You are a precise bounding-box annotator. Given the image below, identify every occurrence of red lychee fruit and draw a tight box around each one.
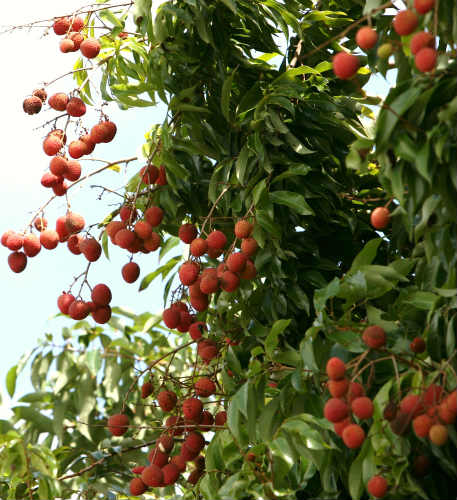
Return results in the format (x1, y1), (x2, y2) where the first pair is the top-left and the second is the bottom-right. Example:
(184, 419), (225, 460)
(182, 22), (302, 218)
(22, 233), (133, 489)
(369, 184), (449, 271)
(157, 434), (174, 454)
(33, 217), (47, 231)
(40, 229), (59, 250)
(6, 233), (23, 251)
(190, 295), (209, 312)
(429, 424), (448, 446)
(132, 465), (146, 474)
(370, 207), (390, 229)
(64, 160), (82, 181)
(165, 415), (185, 436)
(334, 417), (351, 437)
(400, 393), (424, 418)
(80, 38), (101, 58)
(185, 431), (205, 453)
(139, 164), (159, 184)
(134, 220), (153, 240)
(349, 383), (366, 404)
(423, 384), (443, 407)
(149, 447), (169, 467)
(199, 344), (218, 363)
(8, 252), (27, 273)
(170, 455), (187, 472)
(57, 293), (75, 315)
(176, 311), (193, 333)
(90, 121), (117, 143)
(351, 397), (374, 420)
(410, 337), (426, 353)
(342, 423), (365, 448)
(190, 237), (207, 257)
(129, 477), (147, 496)
(80, 238), (102, 262)
(41, 172), (60, 188)
(23, 234), (41, 257)
(141, 381), (153, 399)
(188, 469), (203, 484)
(179, 261), (200, 285)
(356, 27), (378, 50)
(206, 230), (227, 250)
(144, 206), (163, 227)
(180, 443), (199, 461)
(56, 216), (70, 242)
(49, 156), (68, 176)
(326, 357), (346, 380)
(194, 455), (205, 470)
(68, 32), (84, 50)
(328, 378), (349, 398)
(362, 325), (386, 349)
(1, 230), (14, 247)
(200, 274), (219, 294)
(393, 10), (418, 36)
(68, 139), (87, 158)
(156, 164), (167, 185)
(332, 52), (359, 80)
(158, 390), (177, 412)
(79, 134), (95, 154)
(141, 464), (163, 487)
(162, 463), (180, 485)
(324, 398), (349, 423)
(68, 300), (91, 320)
(414, 0), (435, 14)
(235, 220), (253, 239)
(367, 475), (388, 498)
(107, 413), (129, 436)
(144, 233), (161, 251)
(182, 398), (203, 421)
(48, 93), (69, 111)
(207, 247), (223, 259)
(415, 47), (437, 73)
(32, 88), (47, 102)
(53, 17), (70, 35)
(66, 97), (86, 117)
(227, 252), (247, 273)
(241, 237), (258, 256)
(65, 212), (85, 234)
(220, 271), (240, 292)
(23, 96), (42, 114)
(195, 377), (216, 397)
(163, 307), (180, 329)
(91, 284), (112, 306)
(122, 262), (140, 283)
(240, 259), (257, 280)
(199, 410), (214, 432)
(115, 229), (135, 249)
(214, 411), (227, 426)
(59, 38), (75, 53)
(178, 223), (198, 244)
(412, 414), (433, 438)
(52, 180), (69, 197)
(410, 31), (434, 55)
(43, 135), (63, 156)
(69, 15), (85, 31)
(119, 205), (137, 222)
(189, 321), (207, 341)
(92, 305), (111, 324)
(106, 221), (125, 239)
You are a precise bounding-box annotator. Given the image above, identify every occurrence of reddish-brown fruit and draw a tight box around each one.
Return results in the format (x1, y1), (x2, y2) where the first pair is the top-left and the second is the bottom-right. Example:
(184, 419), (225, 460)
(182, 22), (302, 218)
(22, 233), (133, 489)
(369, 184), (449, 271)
(68, 32), (84, 50)
(423, 384), (443, 407)
(80, 38), (101, 58)
(170, 455), (187, 472)
(190, 295), (209, 312)
(199, 345), (218, 362)
(367, 475), (388, 498)
(370, 207), (390, 230)
(49, 156), (68, 176)
(134, 220), (153, 240)
(334, 417), (351, 437)
(48, 93), (69, 111)
(119, 205), (136, 223)
(66, 97), (86, 117)
(362, 325), (386, 349)
(53, 17), (70, 35)
(52, 180), (68, 197)
(326, 357), (346, 380)
(157, 390), (177, 412)
(59, 38), (75, 53)
(179, 261), (200, 286)
(68, 139), (87, 158)
(132, 465), (146, 475)
(182, 398), (203, 421)
(178, 223), (198, 244)
(69, 15), (85, 31)
(165, 416), (185, 436)
(144, 206), (163, 227)
(148, 447), (169, 467)
(200, 274), (219, 294)
(400, 394), (424, 417)
(414, 0), (435, 14)
(23, 96), (42, 114)
(413, 454), (431, 477)
(163, 308), (180, 329)
(55, 216), (70, 242)
(390, 411), (411, 435)
(195, 377), (216, 397)
(139, 164), (159, 184)
(324, 398), (349, 423)
(40, 230), (59, 250)
(157, 435), (174, 454)
(92, 305), (111, 324)
(328, 378), (349, 398)
(114, 229), (135, 249)
(351, 397), (374, 420)
(100, 121), (117, 143)
(415, 47), (437, 73)
(129, 477), (147, 496)
(332, 52), (359, 80)
(207, 247), (223, 259)
(57, 293), (75, 314)
(185, 431), (205, 453)
(194, 455), (205, 471)
(234, 220), (253, 239)
(410, 32), (434, 55)
(393, 10), (418, 36)
(32, 88), (47, 102)
(79, 134), (95, 154)
(91, 284), (112, 306)
(144, 233), (161, 252)
(106, 221), (125, 239)
(220, 271), (240, 292)
(65, 212), (85, 234)
(342, 424), (365, 448)
(176, 311), (193, 333)
(240, 259), (257, 280)
(188, 469), (203, 485)
(107, 413), (129, 436)
(410, 337), (426, 353)
(1, 230), (14, 247)
(23, 234), (41, 257)
(64, 160), (82, 181)
(80, 238), (102, 262)
(241, 237), (258, 256)
(189, 322), (207, 341)
(190, 238), (207, 257)
(412, 414), (433, 438)
(214, 411), (227, 426)
(68, 300), (90, 320)
(438, 399), (456, 424)
(33, 217), (47, 231)
(156, 164), (167, 185)
(227, 252), (248, 273)
(383, 401), (397, 421)
(43, 135), (63, 156)
(41, 172), (60, 188)
(206, 230), (227, 250)
(429, 424), (448, 446)
(141, 381), (153, 399)
(6, 233), (24, 251)
(162, 463), (180, 485)
(355, 27), (378, 50)
(141, 464), (163, 487)
(180, 443), (199, 461)
(199, 410), (214, 432)
(8, 252), (27, 273)
(121, 262), (139, 283)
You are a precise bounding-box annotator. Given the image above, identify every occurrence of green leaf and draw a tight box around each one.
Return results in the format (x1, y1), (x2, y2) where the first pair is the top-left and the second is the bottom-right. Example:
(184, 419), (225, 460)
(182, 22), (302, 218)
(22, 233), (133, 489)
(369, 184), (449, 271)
(314, 278), (340, 313)
(350, 238), (382, 272)
(235, 144), (250, 185)
(6, 365), (17, 397)
(270, 191), (314, 215)
(139, 256), (180, 291)
(221, 69), (237, 122)
(218, 0), (237, 14)
(348, 440), (371, 500)
(265, 319), (291, 358)
(284, 132), (315, 155)
(404, 291), (439, 310)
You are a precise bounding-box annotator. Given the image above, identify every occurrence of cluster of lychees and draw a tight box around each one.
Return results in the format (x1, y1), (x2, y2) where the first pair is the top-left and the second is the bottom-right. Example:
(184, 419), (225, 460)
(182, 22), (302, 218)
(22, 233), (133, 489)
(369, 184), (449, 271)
(333, 0), (438, 80)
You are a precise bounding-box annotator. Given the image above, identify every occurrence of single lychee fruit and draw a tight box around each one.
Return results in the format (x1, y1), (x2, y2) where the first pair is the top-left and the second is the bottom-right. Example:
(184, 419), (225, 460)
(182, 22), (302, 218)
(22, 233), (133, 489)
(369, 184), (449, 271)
(182, 398), (203, 421)
(157, 434), (174, 454)
(8, 252), (27, 273)
(23, 96), (42, 115)
(241, 237), (258, 256)
(52, 180), (68, 197)
(367, 475), (388, 498)
(342, 423), (365, 448)
(50, 156), (68, 176)
(68, 300), (91, 320)
(141, 381), (153, 399)
(362, 325), (386, 349)
(57, 293), (75, 314)
(129, 477), (147, 496)
(43, 135), (63, 156)
(64, 160), (82, 181)
(119, 205), (137, 222)
(48, 93), (69, 111)
(180, 443), (199, 461)
(185, 431), (205, 453)
(162, 463), (180, 485)
(412, 414), (433, 438)
(132, 465), (146, 475)
(134, 220), (153, 240)
(199, 410), (214, 432)
(234, 220), (253, 239)
(206, 230), (227, 249)
(91, 283), (112, 306)
(214, 411), (227, 426)
(141, 464), (163, 487)
(423, 384), (443, 407)
(107, 413), (129, 436)
(65, 212), (85, 234)
(158, 390), (177, 412)
(399, 394), (424, 417)
(56, 216), (70, 242)
(80, 238), (102, 262)
(149, 447), (169, 467)
(200, 274), (219, 294)
(53, 17), (70, 35)
(324, 398), (349, 423)
(144, 233), (161, 251)
(410, 337), (426, 353)
(188, 469), (203, 485)
(23, 234), (41, 257)
(163, 307), (180, 329)
(6, 233), (24, 251)
(80, 38), (101, 58)
(199, 344), (219, 363)
(59, 38), (75, 53)
(189, 321), (207, 340)
(144, 206), (163, 227)
(410, 31), (434, 55)
(221, 271), (240, 292)
(1, 230), (14, 247)
(33, 217), (47, 231)
(176, 311), (193, 333)
(122, 262), (140, 283)
(115, 229), (135, 249)
(69, 15), (85, 31)
(326, 357), (346, 380)
(334, 417), (351, 437)
(40, 229), (59, 250)
(66, 97), (86, 117)
(92, 305), (111, 324)
(194, 455), (205, 470)
(68, 32), (84, 50)
(32, 88), (47, 102)
(370, 207), (390, 229)
(393, 10), (418, 36)
(178, 223), (198, 244)
(179, 261), (200, 285)
(415, 47), (437, 73)
(328, 378), (349, 398)
(195, 377), (216, 397)
(351, 397), (374, 419)
(106, 221), (125, 239)
(227, 252), (247, 273)
(190, 237), (207, 257)
(240, 259), (257, 280)
(428, 423), (448, 446)
(165, 415), (185, 436)
(156, 164), (167, 185)
(332, 52), (359, 80)
(356, 27), (378, 50)
(190, 295), (209, 312)
(414, 0), (435, 14)
(139, 164), (159, 184)
(170, 455), (187, 472)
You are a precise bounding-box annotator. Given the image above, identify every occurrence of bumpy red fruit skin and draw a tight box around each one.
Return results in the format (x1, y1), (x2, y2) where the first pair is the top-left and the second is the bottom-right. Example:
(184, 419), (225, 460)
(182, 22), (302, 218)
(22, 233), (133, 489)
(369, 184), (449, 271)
(328, 378), (349, 398)
(64, 160), (82, 181)
(185, 431), (205, 453)
(144, 206), (163, 227)
(351, 397), (374, 419)
(171, 455), (187, 472)
(101, 121), (117, 143)
(356, 27), (378, 50)
(107, 413), (129, 436)
(149, 447), (169, 467)
(199, 345), (218, 362)
(80, 238), (101, 262)
(214, 411), (227, 426)
(326, 357), (346, 380)
(415, 47), (437, 73)
(6, 233), (24, 251)
(66, 97), (86, 117)
(182, 398), (203, 421)
(200, 274), (219, 294)
(188, 469), (203, 485)
(23, 96), (42, 114)
(189, 321), (207, 340)
(324, 398), (349, 423)
(162, 463), (180, 485)
(40, 230), (59, 250)
(23, 234), (41, 257)
(33, 217), (47, 232)
(221, 271), (240, 292)
(241, 237), (258, 256)
(134, 220), (153, 240)
(60, 39), (75, 53)
(33, 88), (47, 102)
(240, 260), (257, 280)
(410, 337), (426, 353)
(53, 17), (70, 35)
(367, 475), (388, 498)
(140, 164), (159, 184)
(410, 32), (434, 55)
(429, 424), (448, 446)
(342, 424), (365, 448)
(412, 414), (433, 438)
(347, 382), (365, 403)
(414, 0), (435, 14)
(50, 156), (68, 176)
(68, 32), (84, 50)
(121, 262), (140, 283)
(57, 293), (75, 314)
(423, 384), (443, 407)
(92, 305), (111, 324)
(190, 295), (209, 312)
(400, 394), (424, 417)
(141, 464), (163, 487)
(234, 220), (253, 239)
(178, 223), (198, 244)
(227, 252), (248, 273)
(163, 308), (180, 329)
(165, 416), (184, 436)
(157, 434), (174, 453)
(80, 38), (101, 58)
(179, 261), (200, 285)
(48, 93), (69, 111)
(393, 10), (418, 36)
(190, 237), (207, 257)
(52, 180), (68, 197)
(69, 15), (84, 31)
(91, 284), (112, 306)
(68, 141), (85, 159)
(43, 135), (63, 156)
(129, 477), (147, 496)
(1, 230), (14, 247)
(334, 417), (351, 437)
(199, 410), (214, 431)
(332, 52), (359, 80)
(362, 325), (386, 349)
(206, 230), (227, 249)
(144, 233), (161, 251)
(65, 212), (85, 234)
(370, 207), (390, 229)
(141, 381), (153, 399)
(180, 443), (199, 461)
(195, 377), (216, 397)
(158, 390), (177, 412)
(68, 300), (90, 320)
(8, 252), (27, 273)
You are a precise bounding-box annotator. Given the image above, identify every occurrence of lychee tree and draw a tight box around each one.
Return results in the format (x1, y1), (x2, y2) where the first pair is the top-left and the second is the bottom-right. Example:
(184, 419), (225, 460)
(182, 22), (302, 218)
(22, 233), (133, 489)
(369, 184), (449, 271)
(1, 0), (456, 499)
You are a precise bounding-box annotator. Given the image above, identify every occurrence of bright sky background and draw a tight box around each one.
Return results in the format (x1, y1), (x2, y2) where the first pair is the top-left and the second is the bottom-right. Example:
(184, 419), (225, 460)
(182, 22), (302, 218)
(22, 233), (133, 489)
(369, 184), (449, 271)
(0, 1), (395, 419)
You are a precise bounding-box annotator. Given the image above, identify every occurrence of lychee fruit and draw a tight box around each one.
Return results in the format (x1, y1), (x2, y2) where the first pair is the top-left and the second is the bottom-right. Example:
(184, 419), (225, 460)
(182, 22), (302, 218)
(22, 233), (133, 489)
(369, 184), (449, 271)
(362, 325), (386, 349)
(149, 447), (169, 467)
(32, 88), (47, 102)
(66, 97), (86, 117)
(190, 295), (209, 312)
(190, 237), (207, 257)
(393, 10), (418, 36)
(92, 305), (111, 324)
(115, 229), (136, 249)
(40, 229), (59, 250)
(56, 216), (70, 242)
(53, 17), (70, 35)
(157, 434), (174, 453)
(43, 135), (63, 156)
(144, 206), (163, 227)
(342, 423), (365, 448)
(415, 47), (437, 73)
(121, 262), (139, 283)
(52, 180), (68, 197)
(65, 212), (85, 234)
(107, 413), (129, 436)
(59, 38), (75, 53)
(412, 414), (433, 438)
(428, 423), (448, 446)
(334, 417), (351, 437)
(165, 415), (185, 436)
(163, 307), (180, 329)
(414, 0), (435, 14)
(328, 378), (349, 398)
(423, 384), (443, 407)
(220, 271), (240, 292)
(185, 431), (205, 453)
(189, 321), (207, 341)
(6, 233), (24, 251)
(410, 337), (426, 353)
(144, 233), (161, 252)
(356, 27), (378, 50)
(241, 237), (258, 256)
(134, 220), (153, 240)
(182, 398), (203, 421)
(240, 259), (257, 280)
(200, 274), (219, 294)
(206, 230), (227, 249)
(119, 205), (137, 223)
(50, 156), (68, 176)
(157, 164), (167, 185)
(235, 220), (253, 239)
(410, 31), (434, 55)
(91, 283), (112, 306)
(227, 252), (247, 273)
(413, 454), (431, 477)
(33, 217), (47, 231)
(178, 223), (198, 244)
(40, 171), (59, 188)
(48, 93), (69, 111)
(195, 377), (216, 397)
(80, 38), (101, 58)
(69, 15), (85, 31)
(324, 398), (349, 423)
(64, 160), (82, 181)
(214, 411), (227, 426)
(199, 410), (214, 431)
(68, 32), (84, 50)
(129, 477), (147, 496)
(162, 463), (180, 485)
(23, 96), (42, 115)
(326, 357), (346, 380)
(68, 300), (91, 320)
(158, 390), (177, 412)
(140, 164), (159, 184)
(57, 293), (75, 314)
(198, 344), (219, 363)
(8, 252), (27, 273)
(80, 238), (102, 262)
(332, 52), (359, 80)
(367, 475), (388, 498)
(351, 397), (374, 419)
(370, 207), (390, 229)
(170, 455), (187, 472)
(141, 381), (153, 399)
(399, 393), (423, 417)
(23, 234), (41, 257)
(180, 443), (199, 461)
(179, 261), (200, 285)
(141, 464), (163, 487)
(379, 42), (393, 60)
(188, 469), (203, 484)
